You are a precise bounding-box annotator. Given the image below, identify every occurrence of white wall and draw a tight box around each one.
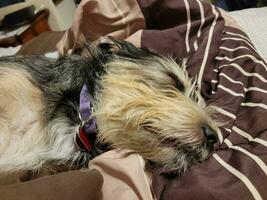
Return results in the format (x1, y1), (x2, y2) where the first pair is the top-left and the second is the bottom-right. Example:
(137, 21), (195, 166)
(31, 0), (76, 31)
(56, 0), (76, 30)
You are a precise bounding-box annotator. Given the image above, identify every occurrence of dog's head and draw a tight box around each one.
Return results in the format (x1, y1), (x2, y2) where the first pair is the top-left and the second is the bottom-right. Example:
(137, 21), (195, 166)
(81, 37), (219, 171)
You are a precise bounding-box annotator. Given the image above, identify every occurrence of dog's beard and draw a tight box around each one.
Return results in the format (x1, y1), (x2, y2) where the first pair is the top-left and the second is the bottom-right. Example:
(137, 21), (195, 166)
(94, 53), (218, 171)
(142, 137), (213, 175)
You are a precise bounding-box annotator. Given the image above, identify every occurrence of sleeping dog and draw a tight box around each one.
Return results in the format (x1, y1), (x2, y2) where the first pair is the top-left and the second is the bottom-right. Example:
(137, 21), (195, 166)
(0, 37), (218, 173)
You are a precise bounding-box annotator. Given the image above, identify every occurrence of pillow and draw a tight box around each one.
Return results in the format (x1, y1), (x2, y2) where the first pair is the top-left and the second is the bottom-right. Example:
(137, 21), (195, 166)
(229, 7), (267, 62)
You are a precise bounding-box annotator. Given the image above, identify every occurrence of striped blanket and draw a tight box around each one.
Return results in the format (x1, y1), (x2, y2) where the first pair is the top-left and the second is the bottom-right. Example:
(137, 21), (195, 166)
(57, 0), (267, 199)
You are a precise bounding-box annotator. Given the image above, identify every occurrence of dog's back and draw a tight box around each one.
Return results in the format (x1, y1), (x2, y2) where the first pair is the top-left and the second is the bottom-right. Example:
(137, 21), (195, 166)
(0, 55), (93, 173)
(0, 63), (44, 171)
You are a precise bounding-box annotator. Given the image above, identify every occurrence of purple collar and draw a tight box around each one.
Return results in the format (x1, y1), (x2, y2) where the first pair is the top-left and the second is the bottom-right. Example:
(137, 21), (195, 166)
(74, 83), (97, 152)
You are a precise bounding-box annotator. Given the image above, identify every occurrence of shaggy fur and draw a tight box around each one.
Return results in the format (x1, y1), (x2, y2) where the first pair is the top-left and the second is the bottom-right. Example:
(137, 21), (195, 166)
(0, 37), (219, 173)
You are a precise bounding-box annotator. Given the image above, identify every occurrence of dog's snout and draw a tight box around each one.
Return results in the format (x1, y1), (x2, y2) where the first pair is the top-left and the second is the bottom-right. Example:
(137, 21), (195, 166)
(201, 125), (218, 144)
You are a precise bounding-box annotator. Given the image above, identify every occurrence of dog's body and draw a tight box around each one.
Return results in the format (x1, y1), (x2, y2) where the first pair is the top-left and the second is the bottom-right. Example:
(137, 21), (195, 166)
(0, 38), (218, 173)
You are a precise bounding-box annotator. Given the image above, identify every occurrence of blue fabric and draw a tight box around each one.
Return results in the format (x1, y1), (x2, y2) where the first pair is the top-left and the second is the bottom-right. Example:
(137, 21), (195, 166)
(0, 0), (24, 8)
(213, 0), (266, 11)
(214, 0), (229, 10)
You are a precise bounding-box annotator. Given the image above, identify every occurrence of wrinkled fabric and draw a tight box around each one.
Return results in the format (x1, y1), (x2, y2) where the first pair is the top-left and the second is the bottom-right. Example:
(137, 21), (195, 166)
(56, 0), (146, 54)
(89, 149), (154, 200)
(0, 169), (103, 200)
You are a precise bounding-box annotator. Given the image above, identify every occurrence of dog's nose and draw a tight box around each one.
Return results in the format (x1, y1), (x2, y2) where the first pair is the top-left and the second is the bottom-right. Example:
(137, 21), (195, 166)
(202, 125), (218, 144)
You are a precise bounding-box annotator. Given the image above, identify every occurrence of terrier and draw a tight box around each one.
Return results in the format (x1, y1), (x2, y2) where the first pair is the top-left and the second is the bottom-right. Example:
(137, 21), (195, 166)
(0, 37), (218, 173)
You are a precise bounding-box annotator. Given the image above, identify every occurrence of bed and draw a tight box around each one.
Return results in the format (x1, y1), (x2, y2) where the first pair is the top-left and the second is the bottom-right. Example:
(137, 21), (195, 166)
(1, 0), (267, 199)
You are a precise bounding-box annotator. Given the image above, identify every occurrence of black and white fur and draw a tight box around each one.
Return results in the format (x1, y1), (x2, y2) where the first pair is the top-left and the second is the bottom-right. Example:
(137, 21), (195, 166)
(0, 37), (218, 173)
(0, 38), (159, 173)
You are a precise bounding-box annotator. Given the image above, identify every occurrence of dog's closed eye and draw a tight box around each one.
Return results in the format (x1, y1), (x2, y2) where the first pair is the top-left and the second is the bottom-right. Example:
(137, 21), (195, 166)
(167, 72), (185, 92)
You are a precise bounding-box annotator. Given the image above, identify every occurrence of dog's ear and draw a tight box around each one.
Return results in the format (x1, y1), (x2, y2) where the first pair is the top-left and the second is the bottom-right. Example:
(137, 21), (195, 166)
(93, 36), (122, 54)
(76, 37), (122, 57)
(80, 36), (147, 60)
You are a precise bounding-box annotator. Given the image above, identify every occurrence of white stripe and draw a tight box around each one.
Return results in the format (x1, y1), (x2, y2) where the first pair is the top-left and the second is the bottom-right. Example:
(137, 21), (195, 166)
(219, 63), (267, 83)
(211, 80), (218, 83)
(219, 73), (244, 86)
(215, 107), (236, 119)
(110, 0), (129, 37)
(193, 0), (205, 50)
(221, 37), (257, 52)
(193, 40), (198, 51)
(211, 91), (216, 94)
(224, 139), (267, 175)
(244, 87), (267, 94)
(196, 0), (205, 38)
(184, 0), (191, 52)
(213, 154), (263, 200)
(223, 127), (232, 133)
(233, 126), (267, 147)
(213, 69), (218, 73)
(220, 46), (250, 52)
(233, 126), (255, 141)
(218, 73), (267, 94)
(241, 102), (267, 110)
(225, 31), (251, 42)
(254, 138), (267, 147)
(217, 128), (224, 144)
(216, 55), (267, 72)
(217, 114), (267, 147)
(197, 5), (219, 89)
(218, 84), (244, 97)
